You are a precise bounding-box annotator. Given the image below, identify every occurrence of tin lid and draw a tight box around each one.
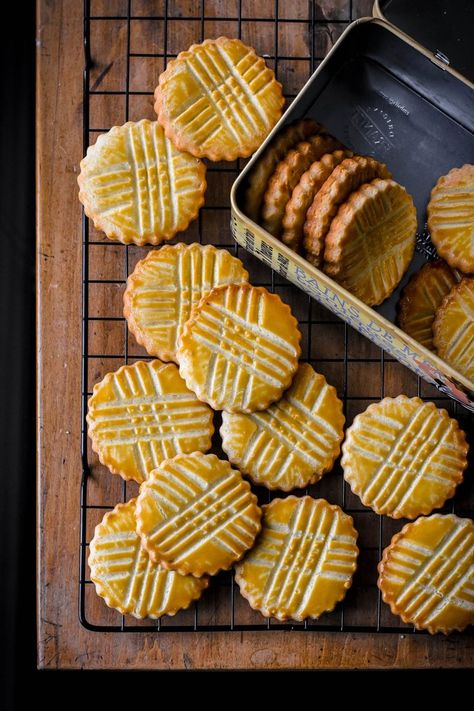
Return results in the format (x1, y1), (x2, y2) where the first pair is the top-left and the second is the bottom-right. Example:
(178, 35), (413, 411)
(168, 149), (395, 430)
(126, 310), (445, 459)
(375, 0), (474, 84)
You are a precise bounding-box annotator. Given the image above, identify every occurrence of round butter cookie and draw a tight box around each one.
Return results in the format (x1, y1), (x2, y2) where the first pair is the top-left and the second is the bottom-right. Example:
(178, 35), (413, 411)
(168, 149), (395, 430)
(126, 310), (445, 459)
(177, 283), (301, 412)
(78, 119), (206, 245)
(136, 452), (262, 577)
(432, 278), (474, 381)
(235, 496), (358, 621)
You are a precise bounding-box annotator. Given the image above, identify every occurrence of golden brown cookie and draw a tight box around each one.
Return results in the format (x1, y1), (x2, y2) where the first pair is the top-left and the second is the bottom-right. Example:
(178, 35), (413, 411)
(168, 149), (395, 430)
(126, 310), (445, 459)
(177, 283), (301, 412)
(220, 363), (344, 491)
(87, 360), (214, 483)
(397, 260), (459, 351)
(432, 278), (474, 381)
(427, 164), (474, 274)
(136, 452), (262, 577)
(260, 134), (342, 236)
(78, 119), (206, 245)
(303, 156), (391, 267)
(124, 243), (248, 363)
(244, 119), (321, 222)
(154, 37), (284, 162)
(324, 179), (417, 305)
(281, 149), (352, 251)
(378, 514), (474, 634)
(235, 496), (358, 621)
(342, 395), (468, 519)
(89, 499), (208, 618)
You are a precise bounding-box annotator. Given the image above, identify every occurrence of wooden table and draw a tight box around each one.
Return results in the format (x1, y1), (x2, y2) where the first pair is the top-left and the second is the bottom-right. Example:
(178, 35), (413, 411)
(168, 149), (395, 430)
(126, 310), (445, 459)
(37, 0), (474, 669)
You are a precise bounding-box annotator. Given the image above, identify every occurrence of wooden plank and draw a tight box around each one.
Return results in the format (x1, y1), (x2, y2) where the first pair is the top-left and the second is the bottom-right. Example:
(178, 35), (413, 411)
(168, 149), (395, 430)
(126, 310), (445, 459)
(37, 0), (474, 669)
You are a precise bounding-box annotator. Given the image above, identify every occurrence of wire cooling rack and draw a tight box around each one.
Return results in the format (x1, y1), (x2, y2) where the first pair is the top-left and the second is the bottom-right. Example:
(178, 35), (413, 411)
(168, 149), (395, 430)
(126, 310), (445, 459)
(79, 0), (474, 633)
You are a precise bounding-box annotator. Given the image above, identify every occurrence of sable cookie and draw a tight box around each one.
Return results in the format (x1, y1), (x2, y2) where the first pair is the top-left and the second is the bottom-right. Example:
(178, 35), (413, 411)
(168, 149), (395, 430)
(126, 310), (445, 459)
(324, 179), (417, 306)
(220, 363), (344, 491)
(177, 283), (301, 412)
(136, 452), (261, 577)
(78, 119), (206, 245)
(154, 37), (284, 162)
(427, 164), (474, 274)
(124, 243), (248, 363)
(342, 395), (468, 519)
(235, 496), (358, 621)
(304, 156), (391, 267)
(244, 119), (321, 222)
(87, 360), (214, 483)
(260, 134), (342, 236)
(432, 278), (474, 381)
(89, 499), (208, 618)
(397, 260), (459, 351)
(378, 514), (474, 634)
(281, 149), (352, 251)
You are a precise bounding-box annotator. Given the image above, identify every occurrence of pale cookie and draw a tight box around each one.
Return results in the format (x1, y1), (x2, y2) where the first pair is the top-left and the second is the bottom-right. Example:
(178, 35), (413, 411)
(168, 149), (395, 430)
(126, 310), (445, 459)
(220, 363), (344, 491)
(124, 243), (248, 363)
(281, 149), (352, 251)
(432, 278), (474, 381)
(324, 179), (417, 305)
(136, 452), (262, 577)
(235, 496), (358, 622)
(78, 119), (206, 245)
(342, 395), (468, 519)
(87, 360), (214, 483)
(177, 283), (301, 412)
(89, 499), (208, 618)
(378, 514), (474, 634)
(427, 164), (474, 274)
(244, 119), (321, 222)
(397, 260), (459, 351)
(303, 156), (391, 267)
(154, 37), (284, 162)
(260, 134), (342, 236)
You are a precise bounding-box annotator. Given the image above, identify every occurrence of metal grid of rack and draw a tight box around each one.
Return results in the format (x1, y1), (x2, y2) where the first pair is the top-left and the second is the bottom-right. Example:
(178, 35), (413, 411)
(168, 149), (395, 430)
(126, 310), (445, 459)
(79, 0), (474, 633)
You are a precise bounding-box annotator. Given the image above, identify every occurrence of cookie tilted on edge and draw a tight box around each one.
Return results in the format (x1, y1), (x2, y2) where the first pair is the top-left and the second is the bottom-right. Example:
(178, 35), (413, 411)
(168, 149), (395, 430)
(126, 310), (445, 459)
(89, 499), (208, 619)
(432, 278), (474, 382)
(235, 496), (358, 621)
(378, 514), (474, 634)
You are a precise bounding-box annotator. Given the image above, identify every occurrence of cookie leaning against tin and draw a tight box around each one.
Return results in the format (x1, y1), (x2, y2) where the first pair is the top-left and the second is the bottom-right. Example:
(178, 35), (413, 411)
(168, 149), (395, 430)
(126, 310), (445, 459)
(177, 283), (301, 412)
(342, 395), (468, 519)
(136, 452), (262, 577)
(78, 119), (206, 245)
(220, 363), (344, 491)
(235, 496), (358, 622)
(154, 37), (284, 162)
(124, 243), (248, 363)
(89, 499), (208, 619)
(432, 278), (474, 381)
(87, 360), (214, 483)
(378, 514), (474, 634)
(324, 179), (417, 306)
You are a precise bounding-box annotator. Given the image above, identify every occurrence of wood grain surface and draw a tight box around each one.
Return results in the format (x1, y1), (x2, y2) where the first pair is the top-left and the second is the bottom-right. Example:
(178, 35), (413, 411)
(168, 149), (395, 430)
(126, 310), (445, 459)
(37, 0), (474, 669)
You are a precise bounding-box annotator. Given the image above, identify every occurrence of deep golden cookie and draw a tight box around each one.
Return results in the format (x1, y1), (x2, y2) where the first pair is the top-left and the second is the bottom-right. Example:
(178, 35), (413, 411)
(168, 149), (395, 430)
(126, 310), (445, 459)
(378, 514), (474, 634)
(87, 360), (214, 483)
(427, 164), (474, 274)
(324, 179), (417, 305)
(432, 278), (474, 381)
(124, 243), (248, 363)
(304, 156), (391, 267)
(154, 37), (284, 162)
(235, 496), (358, 621)
(136, 452), (262, 577)
(89, 499), (208, 618)
(244, 119), (321, 222)
(397, 260), (458, 351)
(342, 396), (468, 519)
(177, 283), (301, 412)
(220, 363), (344, 491)
(78, 119), (206, 245)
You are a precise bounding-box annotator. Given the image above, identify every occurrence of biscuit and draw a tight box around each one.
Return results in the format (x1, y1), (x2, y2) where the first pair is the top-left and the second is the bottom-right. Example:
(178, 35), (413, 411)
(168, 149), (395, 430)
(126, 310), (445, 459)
(432, 278), (474, 381)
